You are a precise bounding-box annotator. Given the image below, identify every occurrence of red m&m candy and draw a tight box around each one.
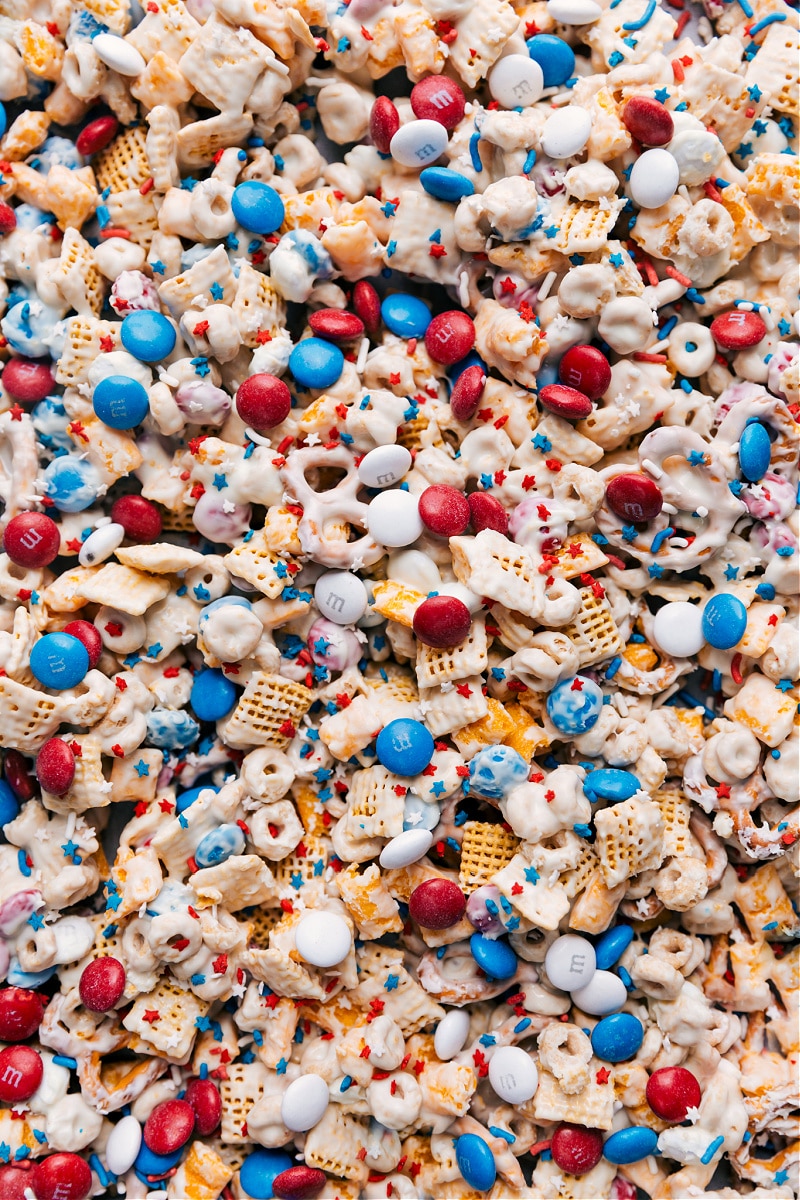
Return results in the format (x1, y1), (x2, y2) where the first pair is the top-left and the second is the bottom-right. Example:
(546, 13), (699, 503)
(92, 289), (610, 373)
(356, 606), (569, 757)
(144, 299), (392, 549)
(605, 473), (663, 523)
(621, 96), (674, 146)
(110, 495), (162, 543)
(539, 383), (593, 420)
(184, 1076), (222, 1136)
(710, 309), (767, 350)
(308, 309), (365, 342)
(2, 358), (55, 404)
(272, 1166), (328, 1199)
(0, 1162), (32, 1200)
(646, 1066), (701, 1122)
(369, 96), (400, 153)
(0, 1044), (43, 1101)
(419, 485), (470, 537)
(424, 311), (475, 365)
(31, 1154), (92, 1200)
(413, 594), (471, 648)
(468, 491), (508, 534)
(63, 620), (103, 669)
(410, 77), (466, 129)
(236, 373), (292, 432)
(0, 988), (45, 1041)
(558, 344), (611, 401)
(3, 750), (35, 801)
(78, 957), (126, 1012)
(76, 115), (119, 156)
(551, 1123), (604, 1175)
(36, 739), (75, 796)
(3, 512), (61, 568)
(409, 878), (466, 929)
(449, 364), (486, 421)
(352, 280), (382, 337)
(0, 202), (17, 236)
(143, 1098), (196, 1155)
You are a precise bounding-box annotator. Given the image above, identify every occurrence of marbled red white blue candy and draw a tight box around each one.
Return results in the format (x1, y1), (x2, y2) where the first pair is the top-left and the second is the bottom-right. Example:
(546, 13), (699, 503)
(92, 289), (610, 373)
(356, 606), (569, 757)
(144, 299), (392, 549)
(546, 675), (604, 735)
(468, 745), (528, 799)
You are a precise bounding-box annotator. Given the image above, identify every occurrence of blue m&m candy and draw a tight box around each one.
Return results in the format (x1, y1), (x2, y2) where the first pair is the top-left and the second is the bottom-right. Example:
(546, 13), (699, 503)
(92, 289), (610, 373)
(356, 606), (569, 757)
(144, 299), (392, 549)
(0, 781), (20, 835)
(527, 34), (575, 87)
(380, 293), (432, 339)
(738, 420), (771, 482)
(92, 375), (150, 429)
(591, 1012), (644, 1062)
(468, 745), (528, 800)
(191, 668), (239, 722)
(594, 924), (634, 970)
(420, 167), (475, 202)
(455, 1134), (497, 1192)
(134, 1142), (184, 1178)
(583, 769), (640, 803)
(195, 822), (246, 869)
(231, 181), (285, 235)
(376, 718), (434, 776)
(547, 675), (604, 735)
(239, 1148), (294, 1199)
(289, 337), (344, 389)
(0, 103), (6, 140)
(470, 933), (517, 979)
(30, 632), (89, 690)
(701, 593), (747, 649)
(176, 783), (219, 814)
(42, 456), (100, 512)
(121, 310), (176, 363)
(603, 1126), (659, 1165)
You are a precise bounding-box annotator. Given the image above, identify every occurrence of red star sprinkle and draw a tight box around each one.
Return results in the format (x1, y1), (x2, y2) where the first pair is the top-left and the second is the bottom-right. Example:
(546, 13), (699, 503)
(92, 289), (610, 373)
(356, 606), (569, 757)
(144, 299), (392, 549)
(500, 277), (517, 294)
(9, 405), (23, 421)
(456, 683), (473, 697)
(596, 1067), (611, 1084)
(158, 799), (174, 813)
(99, 336), (115, 352)
(570, 679), (584, 691)
(429, 244), (447, 258)
(115, 677), (127, 691)
(511, 882), (524, 895)
(142, 1010), (161, 1024)
(212, 954), (228, 974)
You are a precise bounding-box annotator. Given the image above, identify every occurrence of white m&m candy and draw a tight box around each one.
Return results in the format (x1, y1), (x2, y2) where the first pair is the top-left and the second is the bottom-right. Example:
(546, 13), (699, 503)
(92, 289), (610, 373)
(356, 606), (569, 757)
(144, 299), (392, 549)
(389, 121), (448, 168)
(629, 148), (680, 209)
(652, 601), (704, 657)
(571, 969), (628, 1016)
(488, 55), (544, 109)
(105, 1115), (142, 1176)
(434, 1009), (471, 1061)
(78, 522), (125, 567)
(544, 934), (596, 992)
(358, 444), (413, 488)
(379, 828), (434, 869)
(314, 571), (368, 625)
(488, 1046), (539, 1104)
(541, 108), (592, 159)
(281, 1075), (330, 1132)
(91, 33), (146, 75)
(295, 911), (352, 968)
(546, 0), (601, 21)
(367, 490), (424, 547)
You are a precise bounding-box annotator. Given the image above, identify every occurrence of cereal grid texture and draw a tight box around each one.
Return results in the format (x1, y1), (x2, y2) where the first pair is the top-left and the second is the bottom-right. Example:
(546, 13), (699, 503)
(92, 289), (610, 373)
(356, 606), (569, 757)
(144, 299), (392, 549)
(0, 0), (797, 1196)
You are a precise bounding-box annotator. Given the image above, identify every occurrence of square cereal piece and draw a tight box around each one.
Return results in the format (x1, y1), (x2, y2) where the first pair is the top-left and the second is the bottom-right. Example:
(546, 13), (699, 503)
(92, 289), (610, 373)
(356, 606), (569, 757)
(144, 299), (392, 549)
(415, 617), (488, 688)
(127, 0), (200, 62)
(561, 587), (624, 668)
(493, 851), (570, 931)
(555, 199), (625, 255)
(158, 245), (237, 317)
(385, 190), (463, 285)
(304, 1106), (370, 1183)
(734, 863), (800, 943)
(123, 977), (209, 1063)
(594, 795), (665, 887)
(167, 1141), (233, 1200)
(18, 21), (63, 80)
(223, 530), (289, 599)
(0, 675), (66, 753)
(51, 228), (105, 316)
(447, 0), (519, 88)
(77, 564), (170, 615)
(109, 749), (162, 805)
(419, 676), (488, 737)
(93, 126), (151, 193)
(131, 50), (195, 110)
(393, 3), (446, 81)
(220, 1061), (269, 1143)
(178, 14), (274, 116)
(55, 317), (120, 388)
(336, 862), (403, 938)
(559, 844), (600, 900)
(233, 263), (287, 348)
(459, 822), (520, 894)
(744, 19), (799, 115)
(222, 672), (313, 749)
(272, 834), (330, 890)
(723, 672), (796, 746)
(352, 946), (446, 1033)
(585, 0), (676, 69)
(653, 788), (692, 859)
(105, 188), (159, 250)
(370, 579), (426, 627)
(450, 531), (540, 617)
(553, 534), (610, 579)
(346, 766), (406, 840)
(0, 110), (50, 161)
(68, 414), (143, 488)
(450, 697), (515, 758)
(116, 543), (205, 574)
(533, 1063), (616, 1130)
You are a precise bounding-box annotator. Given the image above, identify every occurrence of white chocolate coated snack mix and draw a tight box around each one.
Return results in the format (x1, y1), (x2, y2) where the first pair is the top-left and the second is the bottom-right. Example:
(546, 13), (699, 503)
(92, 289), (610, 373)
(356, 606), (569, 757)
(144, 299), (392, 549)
(0, 0), (797, 1194)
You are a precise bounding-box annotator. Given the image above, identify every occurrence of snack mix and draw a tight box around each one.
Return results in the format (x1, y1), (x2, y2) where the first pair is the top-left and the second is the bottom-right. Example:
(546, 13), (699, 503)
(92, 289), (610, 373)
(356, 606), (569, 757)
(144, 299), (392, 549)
(0, 0), (797, 1193)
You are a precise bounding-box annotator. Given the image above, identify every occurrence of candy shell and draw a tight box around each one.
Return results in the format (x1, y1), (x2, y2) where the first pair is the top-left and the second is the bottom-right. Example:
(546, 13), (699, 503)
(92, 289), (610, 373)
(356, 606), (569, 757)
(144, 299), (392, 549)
(236, 373), (292, 431)
(369, 96), (400, 152)
(606, 473), (663, 522)
(143, 1099), (196, 1155)
(3, 512), (61, 568)
(646, 1066), (702, 1122)
(652, 601), (704, 657)
(420, 167), (475, 202)
(231, 181), (285, 234)
(308, 309), (364, 341)
(455, 1133), (497, 1191)
(434, 1009), (471, 1060)
(239, 1149), (294, 1199)
(526, 34), (575, 87)
(184, 1077), (222, 1136)
(583, 769), (640, 803)
(389, 120), (448, 168)
(487, 54), (543, 109)
(379, 829), (434, 869)
(409, 878), (466, 929)
(381, 294), (432, 338)
(295, 912), (352, 968)
(545, 934), (596, 992)
(410, 77), (465, 129)
(603, 1126), (659, 1164)
(488, 1046), (538, 1103)
(92, 32), (146, 74)
(468, 491), (508, 534)
(424, 311), (475, 365)
(30, 1153), (92, 1200)
(591, 1012), (644, 1062)
(76, 116), (119, 156)
(110, 495), (162, 542)
(105, 1115), (142, 1176)
(418, 485), (471, 537)
(629, 148), (680, 208)
(701, 593), (748, 649)
(30, 633), (89, 691)
(281, 1075), (330, 1132)
(289, 338), (344, 389)
(558, 344), (611, 400)
(413, 595), (471, 648)
(571, 969), (627, 1016)
(469, 933), (517, 979)
(79, 957), (126, 1012)
(271, 1166), (328, 1200)
(622, 96), (674, 146)
(738, 421), (771, 482)
(710, 309), (767, 349)
(2, 358), (55, 403)
(35, 739), (76, 796)
(541, 107), (592, 158)
(376, 718), (434, 776)
(0, 988), (44, 1041)
(357, 445), (412, 489)
(551, 1124), (604, 1175)
(594, 924), (635, 970)
(539, 383), (593, 419)
(0, 1044), (43, 1101)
